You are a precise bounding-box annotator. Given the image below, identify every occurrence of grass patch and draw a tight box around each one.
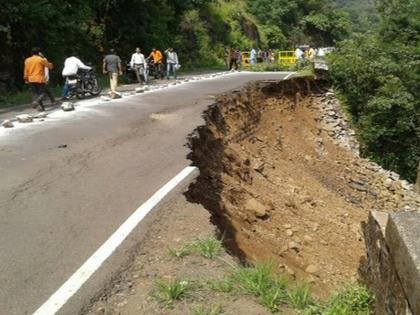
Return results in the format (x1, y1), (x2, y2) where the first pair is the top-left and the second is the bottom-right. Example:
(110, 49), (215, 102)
(287, 284), (314, 310)
(191, 237), (223, 259)
(322, 285), (374, 315)
(192, 303), (224, 315)
(233, 262), (289, 312)
(206, 277), (235, 293)
(168, 244), (191, 259)
(154, 279), (190, 306)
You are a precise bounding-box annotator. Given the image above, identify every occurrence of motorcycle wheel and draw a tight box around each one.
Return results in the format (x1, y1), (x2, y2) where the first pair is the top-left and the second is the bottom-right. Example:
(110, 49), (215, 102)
(90, 79), (102, 96)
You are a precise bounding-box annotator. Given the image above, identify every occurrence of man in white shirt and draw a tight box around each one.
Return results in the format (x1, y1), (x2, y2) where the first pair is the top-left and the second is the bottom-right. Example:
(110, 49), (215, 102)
(164, 48), (179, 80)
(295, 47), (304, 61)
(130, 47), (147, 84)
(62, 54), (91, 99)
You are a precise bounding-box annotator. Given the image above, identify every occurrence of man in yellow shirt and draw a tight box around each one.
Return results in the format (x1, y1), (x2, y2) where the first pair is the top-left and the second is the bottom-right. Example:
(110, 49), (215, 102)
(147, 48), (164, 79)
(23, 47), (54, 111)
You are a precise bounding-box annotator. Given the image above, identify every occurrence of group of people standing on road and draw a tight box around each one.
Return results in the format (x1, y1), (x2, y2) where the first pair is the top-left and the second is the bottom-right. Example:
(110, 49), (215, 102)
(225, 47), (276, 70)
(23, 46), (180, 111)
(294, 46), (317, 62)
(128, 47), (179, 85)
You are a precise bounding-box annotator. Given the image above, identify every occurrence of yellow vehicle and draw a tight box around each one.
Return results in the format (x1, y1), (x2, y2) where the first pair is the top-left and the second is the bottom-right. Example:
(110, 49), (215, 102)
(278, 51), (296, 65)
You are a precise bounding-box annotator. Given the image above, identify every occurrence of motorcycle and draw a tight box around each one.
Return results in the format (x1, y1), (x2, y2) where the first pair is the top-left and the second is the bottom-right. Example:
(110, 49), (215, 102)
(67, 69), (101, 99)
(147, 59), (164, 80)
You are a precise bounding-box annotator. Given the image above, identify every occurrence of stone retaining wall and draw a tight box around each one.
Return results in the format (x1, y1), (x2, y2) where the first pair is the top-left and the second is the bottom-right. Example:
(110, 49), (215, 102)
(362, 211), (420, 315)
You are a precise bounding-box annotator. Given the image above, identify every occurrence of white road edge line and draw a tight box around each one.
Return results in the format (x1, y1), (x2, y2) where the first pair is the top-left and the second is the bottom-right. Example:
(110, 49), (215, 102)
(33, 165), (197, 315)
(283, 72), (296, 80)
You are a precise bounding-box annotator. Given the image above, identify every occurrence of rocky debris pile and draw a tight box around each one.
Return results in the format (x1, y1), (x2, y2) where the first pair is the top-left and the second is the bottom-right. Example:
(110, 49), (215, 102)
(316, 89), (419, 211)
(349, 159), (420, 211)
(316, 90), (359, 155)
(187, 78), (419, 296)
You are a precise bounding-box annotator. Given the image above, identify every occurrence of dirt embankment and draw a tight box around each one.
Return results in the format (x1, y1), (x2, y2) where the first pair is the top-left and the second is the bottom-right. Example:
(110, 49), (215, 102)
(186, 78), (420, 297)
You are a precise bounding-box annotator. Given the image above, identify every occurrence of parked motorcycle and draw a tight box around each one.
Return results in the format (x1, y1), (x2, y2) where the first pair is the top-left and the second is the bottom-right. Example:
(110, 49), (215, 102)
(67, 69), (101, 99)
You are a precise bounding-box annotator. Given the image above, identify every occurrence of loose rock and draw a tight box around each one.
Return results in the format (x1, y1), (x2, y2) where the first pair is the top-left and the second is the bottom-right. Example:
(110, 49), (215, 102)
(16, 114), (33, 123)
(244, 198), (268, 218)
(2, 120), (14, 128)
(61, 102), (75, 111)
(305, 264), (320, 275)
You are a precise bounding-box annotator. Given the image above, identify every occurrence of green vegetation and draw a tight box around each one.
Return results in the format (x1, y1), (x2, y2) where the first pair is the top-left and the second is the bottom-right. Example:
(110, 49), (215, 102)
(287, 284), (314, 310)
(206, 278), (235, 293)
(232, 262), (289, 312)
(190, 237), (223, 259)
(153, 259), (374, 314)
(168, 236), (223, 260)
(192, 304), (224, 315)
(168, 244), (191, 259)
(305, 285), (374, 315)
(248, 0), (351, 47)
(329, 0), (420, 182)
(154, 279), (190, 305)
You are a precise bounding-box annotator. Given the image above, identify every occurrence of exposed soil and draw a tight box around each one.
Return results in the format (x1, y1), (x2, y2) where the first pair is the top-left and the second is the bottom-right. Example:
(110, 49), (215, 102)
(86, 77), (420, 314)
(86, 194), (280, 315)
(186, 78), (420, 297)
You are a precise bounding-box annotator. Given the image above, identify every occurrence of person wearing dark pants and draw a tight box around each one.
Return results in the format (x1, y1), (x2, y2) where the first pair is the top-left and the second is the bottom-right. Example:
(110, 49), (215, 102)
(24, 47), (54, 111)
(164, 48), (179, 80)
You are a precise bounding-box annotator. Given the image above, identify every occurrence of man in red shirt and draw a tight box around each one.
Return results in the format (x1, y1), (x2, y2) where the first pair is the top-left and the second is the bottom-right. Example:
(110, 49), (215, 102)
(23, 47), (54, 111)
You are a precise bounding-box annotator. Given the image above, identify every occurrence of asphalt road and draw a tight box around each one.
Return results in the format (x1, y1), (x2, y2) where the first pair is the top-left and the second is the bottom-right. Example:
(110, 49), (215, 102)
(0, 72), (290, 314)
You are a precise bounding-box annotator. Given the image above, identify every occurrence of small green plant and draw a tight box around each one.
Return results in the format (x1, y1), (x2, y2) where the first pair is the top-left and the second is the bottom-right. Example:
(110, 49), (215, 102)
(206, 277), (235, 293)
(154, 279), (190, 305)
(233, 262), (288, 312)
(193, 303), (224, 315)
(323, 285), (374, 315)
(191, 237), (223, 259)
(287, 284), (314, 309)
(168, 244), (191, 259)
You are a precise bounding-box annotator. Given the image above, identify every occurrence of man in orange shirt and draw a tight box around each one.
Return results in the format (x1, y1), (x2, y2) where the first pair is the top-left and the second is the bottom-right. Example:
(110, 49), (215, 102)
(147, 48), (164, 79)
(23, 47), (54, 111)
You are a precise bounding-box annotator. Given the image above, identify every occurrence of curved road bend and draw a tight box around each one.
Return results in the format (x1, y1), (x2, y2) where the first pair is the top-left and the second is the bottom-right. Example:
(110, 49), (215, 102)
(0, 72), (290, 314)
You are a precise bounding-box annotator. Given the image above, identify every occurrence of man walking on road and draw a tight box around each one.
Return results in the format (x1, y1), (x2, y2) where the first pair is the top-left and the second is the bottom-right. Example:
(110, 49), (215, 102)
(130, 47), (147, 85)
(39, 51), (57, 106)
(103, 49), (122, 98)
(164, 48), (179, 80)
(23, 47), (54, 111)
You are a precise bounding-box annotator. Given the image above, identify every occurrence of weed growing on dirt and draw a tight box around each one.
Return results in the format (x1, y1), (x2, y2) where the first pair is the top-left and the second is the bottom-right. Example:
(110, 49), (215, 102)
(206, 277), (235, 293)
(168, 244), (191, 259)
(287, 284), (314, 309)
(233, 262), (288, 312)
(154, 279), (190, 306)
(191, 237), (223, 259)
(192, 303), (224, 315)
(322, 285), (374, 315)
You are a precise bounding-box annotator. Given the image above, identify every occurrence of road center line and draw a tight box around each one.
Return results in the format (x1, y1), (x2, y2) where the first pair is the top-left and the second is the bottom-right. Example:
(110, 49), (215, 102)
(33, 166), (197, 315)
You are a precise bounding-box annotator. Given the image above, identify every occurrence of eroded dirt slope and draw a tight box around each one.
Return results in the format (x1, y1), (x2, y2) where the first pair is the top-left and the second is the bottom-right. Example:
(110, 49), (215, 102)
(187, 78), (420, 297)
